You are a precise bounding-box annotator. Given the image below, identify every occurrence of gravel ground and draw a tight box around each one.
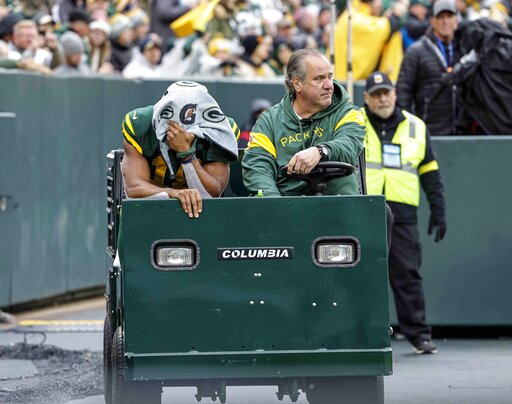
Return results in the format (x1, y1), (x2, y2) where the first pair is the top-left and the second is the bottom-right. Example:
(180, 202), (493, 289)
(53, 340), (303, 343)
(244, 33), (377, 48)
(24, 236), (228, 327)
(0, 343), (103, 404)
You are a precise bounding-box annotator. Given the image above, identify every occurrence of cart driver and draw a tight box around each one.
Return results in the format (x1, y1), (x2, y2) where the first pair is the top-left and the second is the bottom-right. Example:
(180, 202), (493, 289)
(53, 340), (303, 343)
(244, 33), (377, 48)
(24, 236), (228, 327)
(242, 49), (366, 196)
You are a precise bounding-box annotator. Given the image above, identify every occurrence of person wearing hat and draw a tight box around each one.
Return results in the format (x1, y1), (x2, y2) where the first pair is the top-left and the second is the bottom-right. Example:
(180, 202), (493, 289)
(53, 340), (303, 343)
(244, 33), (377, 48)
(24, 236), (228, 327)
(122, 35), (162, 78)
(396, 0), (462, 136)
(236, 34), (276, 78)
(242, 49), (365, 197)
(88, 19), (113, 73)
(54, 30), (93, 75)
(363, 71), (446, 354)
(109, 13), (134, 72)
(401, 0), (431, 50)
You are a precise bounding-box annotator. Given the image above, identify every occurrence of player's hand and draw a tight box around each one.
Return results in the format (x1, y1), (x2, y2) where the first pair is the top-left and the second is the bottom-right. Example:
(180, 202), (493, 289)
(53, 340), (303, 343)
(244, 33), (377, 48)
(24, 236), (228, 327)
(166, 121), (195, 153)
(287, 147), (322, 175)
(169, 188), (202, 218)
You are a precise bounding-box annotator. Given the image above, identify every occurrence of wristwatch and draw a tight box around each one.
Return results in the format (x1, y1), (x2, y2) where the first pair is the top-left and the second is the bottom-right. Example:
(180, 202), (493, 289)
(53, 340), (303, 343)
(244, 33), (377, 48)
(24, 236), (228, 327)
(316, 145), (329, 161)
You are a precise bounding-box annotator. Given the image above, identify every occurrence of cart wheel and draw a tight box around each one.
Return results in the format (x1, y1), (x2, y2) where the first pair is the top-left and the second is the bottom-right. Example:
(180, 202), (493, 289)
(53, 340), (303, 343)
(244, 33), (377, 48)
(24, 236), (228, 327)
(305, 376), (384, 404)
(103, 316), (113, 404)
(111, 326), (162, 404)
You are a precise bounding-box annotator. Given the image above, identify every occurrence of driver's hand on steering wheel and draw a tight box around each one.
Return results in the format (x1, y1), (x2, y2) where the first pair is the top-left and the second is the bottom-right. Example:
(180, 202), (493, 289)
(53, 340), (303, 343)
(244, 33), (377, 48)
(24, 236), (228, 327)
(287, 147), (322, 175)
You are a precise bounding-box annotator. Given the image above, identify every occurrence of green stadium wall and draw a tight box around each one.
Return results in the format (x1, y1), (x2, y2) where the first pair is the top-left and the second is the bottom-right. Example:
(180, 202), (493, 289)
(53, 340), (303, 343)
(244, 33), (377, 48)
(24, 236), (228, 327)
(0, 72), (510, 326)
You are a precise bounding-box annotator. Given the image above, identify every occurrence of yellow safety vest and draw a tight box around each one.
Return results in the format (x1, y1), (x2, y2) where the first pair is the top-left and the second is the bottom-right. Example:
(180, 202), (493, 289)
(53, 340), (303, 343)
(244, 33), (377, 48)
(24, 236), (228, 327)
(363, 109), (426, 207)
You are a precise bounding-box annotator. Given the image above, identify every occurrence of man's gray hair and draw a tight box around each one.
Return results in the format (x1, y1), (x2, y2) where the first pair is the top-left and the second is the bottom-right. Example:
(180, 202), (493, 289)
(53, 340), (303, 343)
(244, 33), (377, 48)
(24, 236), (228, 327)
(285, 49), (330, 98)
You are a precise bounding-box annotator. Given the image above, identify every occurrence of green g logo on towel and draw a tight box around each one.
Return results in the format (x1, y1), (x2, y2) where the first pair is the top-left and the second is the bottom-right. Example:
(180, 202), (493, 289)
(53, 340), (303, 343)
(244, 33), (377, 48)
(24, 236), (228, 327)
(203, 106), (225, 123)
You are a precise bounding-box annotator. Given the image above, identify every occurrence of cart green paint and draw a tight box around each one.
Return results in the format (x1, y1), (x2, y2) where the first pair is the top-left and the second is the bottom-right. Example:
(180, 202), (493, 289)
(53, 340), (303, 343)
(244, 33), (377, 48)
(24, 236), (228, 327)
(105, 151), (391, 404)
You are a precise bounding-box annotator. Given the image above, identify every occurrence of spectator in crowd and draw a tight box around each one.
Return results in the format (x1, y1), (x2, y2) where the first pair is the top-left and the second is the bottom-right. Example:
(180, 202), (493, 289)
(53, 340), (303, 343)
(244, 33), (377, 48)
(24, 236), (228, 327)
(88, 19), (113, 73)
(207, 0), (240, 40)
(238, 98), (272, 148)
(123, 35), (162, 78)
(0, 12), (23, 49)
(121, 81), (238, 217)
(85, 0), (110, 19)
(274, 16), (295, 45)
(269, 37), (293, 75)
(0, 2), (8, 21)
(54, 30), (93, 75)
(401, 0), (431, 50)
(207, 37), (239, 76)
(109, 13), (134, 72)
(314, 4), (331, 51)
(149, 0), (190, 46)
(292, 6), (319, 49)
(461, 0), (511, 26)
(126, 7), (150, 48)
(396, 0), (462, 135)
(237, 34), (276, 78)
(36, 14), (64, 69)
(362, 71), (446, 354)
(52, 0), (86, 25)
(67, 8), (91, 37)
(242, 49), (365, 196)
(6, 19), (57, 68)
(334, 0), (409, 81)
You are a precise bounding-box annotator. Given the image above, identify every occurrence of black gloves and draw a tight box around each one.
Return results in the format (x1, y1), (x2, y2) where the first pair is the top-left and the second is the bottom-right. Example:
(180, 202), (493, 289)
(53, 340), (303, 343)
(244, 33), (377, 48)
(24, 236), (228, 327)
(428, 210), (446, 242)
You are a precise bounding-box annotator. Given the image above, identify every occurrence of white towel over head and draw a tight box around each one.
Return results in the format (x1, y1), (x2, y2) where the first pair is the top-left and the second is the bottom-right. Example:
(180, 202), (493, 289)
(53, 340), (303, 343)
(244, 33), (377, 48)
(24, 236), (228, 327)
(152, 81), (238, 177)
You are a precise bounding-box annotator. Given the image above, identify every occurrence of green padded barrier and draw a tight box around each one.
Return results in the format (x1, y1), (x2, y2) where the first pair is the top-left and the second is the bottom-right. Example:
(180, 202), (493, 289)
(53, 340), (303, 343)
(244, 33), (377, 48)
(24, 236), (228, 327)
(0, 72), (510, 327)
(0, 113), (17, 306)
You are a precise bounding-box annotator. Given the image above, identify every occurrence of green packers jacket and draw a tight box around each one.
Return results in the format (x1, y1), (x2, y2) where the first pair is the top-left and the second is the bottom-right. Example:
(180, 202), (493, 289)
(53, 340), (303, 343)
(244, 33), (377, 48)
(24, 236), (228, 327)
(241, 81), (366, 196)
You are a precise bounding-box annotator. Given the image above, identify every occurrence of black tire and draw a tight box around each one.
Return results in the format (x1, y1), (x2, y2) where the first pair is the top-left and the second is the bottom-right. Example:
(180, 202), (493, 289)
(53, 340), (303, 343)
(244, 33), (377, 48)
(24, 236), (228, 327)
(305, 376), (384, 404)
(111, 326), (162, 404)
(103, 316), (113, 404)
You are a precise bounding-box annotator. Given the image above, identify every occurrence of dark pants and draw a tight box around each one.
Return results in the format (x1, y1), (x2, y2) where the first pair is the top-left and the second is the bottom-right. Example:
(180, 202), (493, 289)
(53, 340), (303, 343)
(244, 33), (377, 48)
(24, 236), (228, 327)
(389, 223), (431, 343)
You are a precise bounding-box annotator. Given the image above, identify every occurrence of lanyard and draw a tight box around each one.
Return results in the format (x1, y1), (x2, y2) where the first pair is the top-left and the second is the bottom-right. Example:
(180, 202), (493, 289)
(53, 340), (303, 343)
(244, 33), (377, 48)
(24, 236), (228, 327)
(436, 38), (454, 68)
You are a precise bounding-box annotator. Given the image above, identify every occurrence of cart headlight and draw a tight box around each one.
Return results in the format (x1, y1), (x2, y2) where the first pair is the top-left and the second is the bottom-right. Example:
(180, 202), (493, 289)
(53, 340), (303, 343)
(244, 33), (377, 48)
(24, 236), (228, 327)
(312, 237), (360, 268)
(151, 240), (199, 271)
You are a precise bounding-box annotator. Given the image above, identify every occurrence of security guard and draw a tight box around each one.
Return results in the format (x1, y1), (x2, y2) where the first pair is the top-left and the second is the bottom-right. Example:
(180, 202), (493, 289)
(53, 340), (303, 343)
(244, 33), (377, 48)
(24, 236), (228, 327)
(363, 72), (447, 354)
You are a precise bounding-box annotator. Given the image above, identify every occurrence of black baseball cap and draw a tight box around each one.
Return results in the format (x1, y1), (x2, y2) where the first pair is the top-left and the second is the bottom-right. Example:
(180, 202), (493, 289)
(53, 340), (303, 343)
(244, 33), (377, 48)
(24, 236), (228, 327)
(365, 71), (394, 94)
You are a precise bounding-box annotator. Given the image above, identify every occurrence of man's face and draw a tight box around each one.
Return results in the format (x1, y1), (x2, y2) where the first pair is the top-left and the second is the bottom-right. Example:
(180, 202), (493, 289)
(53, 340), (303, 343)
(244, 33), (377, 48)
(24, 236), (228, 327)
(295, 55), (334, 113)
(431, 11), (458, 41)
(364, 88), (396, 119)
(67, 53), (82, 67)
(13, 26), (37, 51)
(144, 46), (161, 65)
(370, 0), (384, 16)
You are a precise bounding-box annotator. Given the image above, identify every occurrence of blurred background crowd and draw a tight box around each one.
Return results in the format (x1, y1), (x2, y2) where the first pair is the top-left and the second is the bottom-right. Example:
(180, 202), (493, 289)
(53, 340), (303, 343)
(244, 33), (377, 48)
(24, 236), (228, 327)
(0, 0), (510, 79)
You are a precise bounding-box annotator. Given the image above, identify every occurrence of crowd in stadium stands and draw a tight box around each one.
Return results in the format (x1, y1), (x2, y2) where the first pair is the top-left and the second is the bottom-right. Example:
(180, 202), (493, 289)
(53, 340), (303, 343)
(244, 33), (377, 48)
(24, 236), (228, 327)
(0, 0), (510, 134)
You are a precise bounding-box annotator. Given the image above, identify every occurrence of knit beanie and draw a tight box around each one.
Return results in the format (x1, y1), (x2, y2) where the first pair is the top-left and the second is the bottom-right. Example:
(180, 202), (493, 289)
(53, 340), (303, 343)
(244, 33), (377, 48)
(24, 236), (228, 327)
(109, 13), (132, 39)
(60, 31), (84, 56)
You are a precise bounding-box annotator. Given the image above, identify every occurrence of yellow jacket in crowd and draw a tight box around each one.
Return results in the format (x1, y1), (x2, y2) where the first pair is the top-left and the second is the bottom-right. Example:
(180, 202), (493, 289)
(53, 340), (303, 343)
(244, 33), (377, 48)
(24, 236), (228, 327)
(334, 0), (403, 81)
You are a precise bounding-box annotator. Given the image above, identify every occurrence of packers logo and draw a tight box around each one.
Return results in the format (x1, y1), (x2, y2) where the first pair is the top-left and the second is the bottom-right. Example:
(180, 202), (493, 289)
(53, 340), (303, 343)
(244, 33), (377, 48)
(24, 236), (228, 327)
(180, 104), (197, 125)
(159, 106), (174, 120)
(203, 107), (225, 123)
(176, 81), (200, 87)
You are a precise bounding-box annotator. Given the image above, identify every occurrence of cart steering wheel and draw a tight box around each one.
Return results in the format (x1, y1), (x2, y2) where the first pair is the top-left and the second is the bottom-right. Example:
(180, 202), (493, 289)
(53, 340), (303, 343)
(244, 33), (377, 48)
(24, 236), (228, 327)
(282, 161), (355, 196)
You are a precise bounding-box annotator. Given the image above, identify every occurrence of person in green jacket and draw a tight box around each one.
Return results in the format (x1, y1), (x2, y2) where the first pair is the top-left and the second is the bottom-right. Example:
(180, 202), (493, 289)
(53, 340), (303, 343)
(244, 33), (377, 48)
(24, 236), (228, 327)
(121, 81), (239, 218)
(242, 48), (366, 196)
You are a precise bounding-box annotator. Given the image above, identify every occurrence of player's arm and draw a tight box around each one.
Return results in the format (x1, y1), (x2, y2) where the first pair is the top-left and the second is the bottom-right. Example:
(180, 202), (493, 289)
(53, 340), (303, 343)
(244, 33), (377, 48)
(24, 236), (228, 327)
(166, 121), (229, 197)
(122, 140), (203, 218)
